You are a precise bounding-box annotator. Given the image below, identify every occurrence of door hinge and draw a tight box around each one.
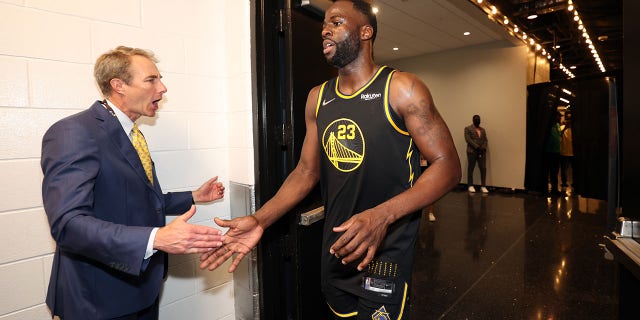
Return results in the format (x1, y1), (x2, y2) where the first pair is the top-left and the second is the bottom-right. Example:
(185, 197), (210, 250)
(277, 9), (289, 33)
(278, 122), (292, 147)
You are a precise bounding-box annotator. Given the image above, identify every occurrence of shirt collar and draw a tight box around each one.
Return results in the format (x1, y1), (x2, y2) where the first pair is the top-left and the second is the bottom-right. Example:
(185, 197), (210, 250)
(105, 98), (135, 138)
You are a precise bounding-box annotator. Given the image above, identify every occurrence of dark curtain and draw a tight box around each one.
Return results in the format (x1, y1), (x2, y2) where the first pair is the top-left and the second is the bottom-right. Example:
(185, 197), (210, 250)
(525, 77), (610, 200)
(524, 83), (557, 193)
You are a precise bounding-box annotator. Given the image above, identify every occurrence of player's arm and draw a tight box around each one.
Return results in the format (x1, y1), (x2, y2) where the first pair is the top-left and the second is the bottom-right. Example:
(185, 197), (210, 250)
(387, 71), (461, 213)
(200, 86), (323, 272)
(252, 85), (323, 228)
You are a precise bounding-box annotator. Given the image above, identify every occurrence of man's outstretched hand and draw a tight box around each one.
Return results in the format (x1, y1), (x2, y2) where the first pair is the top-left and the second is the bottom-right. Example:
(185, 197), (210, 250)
(199, 215), (264, 273)
(154, 205), (225, 254)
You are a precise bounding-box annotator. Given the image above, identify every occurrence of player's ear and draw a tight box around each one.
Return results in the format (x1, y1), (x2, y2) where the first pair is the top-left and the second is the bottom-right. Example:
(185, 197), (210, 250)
(361, 25), (373, 41)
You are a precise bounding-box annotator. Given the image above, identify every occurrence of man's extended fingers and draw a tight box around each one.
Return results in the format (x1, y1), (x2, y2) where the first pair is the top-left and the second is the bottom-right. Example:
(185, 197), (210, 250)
(199, 247), (230, 270)
(332, 218), (353, 233)
(192, 224), (223, 235)
(227, 254), (246, 273)
(356, 247), (376, 271)
(329, 229), (356, 255)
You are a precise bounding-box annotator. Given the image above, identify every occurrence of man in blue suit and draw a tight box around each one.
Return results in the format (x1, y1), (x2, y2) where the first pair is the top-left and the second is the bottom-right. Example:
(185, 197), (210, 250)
(41, 46), (226, 319)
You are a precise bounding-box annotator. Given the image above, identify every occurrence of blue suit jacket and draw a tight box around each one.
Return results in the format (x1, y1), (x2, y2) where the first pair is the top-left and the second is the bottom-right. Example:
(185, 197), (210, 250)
(41, 101), (192, 319)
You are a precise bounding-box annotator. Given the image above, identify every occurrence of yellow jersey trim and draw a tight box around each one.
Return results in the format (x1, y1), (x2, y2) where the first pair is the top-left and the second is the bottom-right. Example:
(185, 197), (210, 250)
(384, 70), (408, 136)
(316, 81), (328, 117)
(334, 66), (388, 99)
(397, 282), (408, 320)
(328, 304), (358, 318)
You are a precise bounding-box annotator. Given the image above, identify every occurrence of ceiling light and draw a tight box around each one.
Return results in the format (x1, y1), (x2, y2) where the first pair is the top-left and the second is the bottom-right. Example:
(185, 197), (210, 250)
(463, 31), (471, 36)
(393, 47), (399, 51)
(569, 66), (576, 69)
(560, 98), (570, 103)
(372, 7), (379, 14)
(469, 0), (603, 78)
(562, 89), (573, 95)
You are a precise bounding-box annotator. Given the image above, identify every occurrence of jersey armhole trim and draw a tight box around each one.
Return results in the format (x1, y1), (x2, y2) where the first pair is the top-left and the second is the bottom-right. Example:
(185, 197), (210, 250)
(384, 70), (409, 136)
(316, 82), (328, 117)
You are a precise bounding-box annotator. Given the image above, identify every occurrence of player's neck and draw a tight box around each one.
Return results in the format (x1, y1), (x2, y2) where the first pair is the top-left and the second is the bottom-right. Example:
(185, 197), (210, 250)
(337, 59), (379, 95)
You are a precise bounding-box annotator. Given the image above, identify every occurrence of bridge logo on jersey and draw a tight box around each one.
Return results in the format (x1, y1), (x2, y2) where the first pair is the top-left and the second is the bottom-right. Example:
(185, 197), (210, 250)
(371, 306), (390, 320)
(322, 118), (365, 172)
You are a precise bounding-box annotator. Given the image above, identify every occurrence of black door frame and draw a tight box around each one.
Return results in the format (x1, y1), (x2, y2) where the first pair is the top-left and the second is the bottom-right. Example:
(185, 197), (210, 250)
(252, 0), (330, 319)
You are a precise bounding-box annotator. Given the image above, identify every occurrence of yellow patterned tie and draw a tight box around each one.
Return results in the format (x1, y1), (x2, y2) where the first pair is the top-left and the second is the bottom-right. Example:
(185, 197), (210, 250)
(131, 124), (153, 184)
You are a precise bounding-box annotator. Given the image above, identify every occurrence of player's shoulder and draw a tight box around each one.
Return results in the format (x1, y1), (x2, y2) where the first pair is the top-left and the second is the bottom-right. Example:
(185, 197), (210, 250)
(389, 70), (428, 90)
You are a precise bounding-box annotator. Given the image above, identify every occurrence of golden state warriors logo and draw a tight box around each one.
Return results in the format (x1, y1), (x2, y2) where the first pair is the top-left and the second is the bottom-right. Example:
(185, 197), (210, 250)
(322, 118), (365, 172)
(371, 306), (390, 320)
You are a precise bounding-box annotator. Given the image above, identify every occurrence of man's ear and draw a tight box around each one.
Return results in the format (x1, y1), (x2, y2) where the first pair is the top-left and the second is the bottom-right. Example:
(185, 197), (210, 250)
(361, 25), (373, 41)
(110, 78), (125, 94)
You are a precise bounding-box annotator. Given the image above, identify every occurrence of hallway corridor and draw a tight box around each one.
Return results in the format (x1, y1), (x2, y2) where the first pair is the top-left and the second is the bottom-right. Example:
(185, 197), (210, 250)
(410, 190), (618, 319)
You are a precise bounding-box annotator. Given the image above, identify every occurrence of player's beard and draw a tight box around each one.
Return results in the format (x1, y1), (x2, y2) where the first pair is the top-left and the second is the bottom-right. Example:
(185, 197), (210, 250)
(327, 31), (361, 68)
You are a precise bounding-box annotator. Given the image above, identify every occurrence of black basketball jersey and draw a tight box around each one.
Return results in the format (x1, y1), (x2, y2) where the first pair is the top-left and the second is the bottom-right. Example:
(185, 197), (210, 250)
(315, 66), (422, 300)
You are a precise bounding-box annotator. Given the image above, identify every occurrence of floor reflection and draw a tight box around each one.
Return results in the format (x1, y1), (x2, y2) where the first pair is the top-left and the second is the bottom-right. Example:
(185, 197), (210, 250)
(410, 190), (617, 319)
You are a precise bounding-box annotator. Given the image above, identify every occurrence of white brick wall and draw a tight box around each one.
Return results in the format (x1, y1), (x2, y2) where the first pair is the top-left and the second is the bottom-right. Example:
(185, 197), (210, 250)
(0, 0), (253, 319)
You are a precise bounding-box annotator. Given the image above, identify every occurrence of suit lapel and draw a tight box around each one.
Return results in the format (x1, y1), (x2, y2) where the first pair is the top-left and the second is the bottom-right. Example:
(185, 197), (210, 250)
(91, 102), (162, 198)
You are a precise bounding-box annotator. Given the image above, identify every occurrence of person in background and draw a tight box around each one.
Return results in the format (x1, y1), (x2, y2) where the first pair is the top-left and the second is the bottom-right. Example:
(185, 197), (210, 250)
(544, 112), (562, 196)
(559, 113), (574, 195)
(464, 114), (489, 193)
(199, 1), (461, 319)
(41, 46), (226, 320)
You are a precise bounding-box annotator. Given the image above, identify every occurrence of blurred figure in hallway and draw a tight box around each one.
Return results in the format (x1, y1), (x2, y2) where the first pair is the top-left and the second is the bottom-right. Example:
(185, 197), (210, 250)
(559, 113), (574, 195)
(544, 112), (562, 196)
(465, 114), (488, 193)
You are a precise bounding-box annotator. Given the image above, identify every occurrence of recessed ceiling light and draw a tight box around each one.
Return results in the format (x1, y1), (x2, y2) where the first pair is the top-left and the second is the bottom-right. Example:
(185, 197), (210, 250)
(527, 14), (538, 19)
(463, 31), (471, 36)
(393, 47), (399, 51)
(569, 66), (576, 69)
(372, 7), (379, 14)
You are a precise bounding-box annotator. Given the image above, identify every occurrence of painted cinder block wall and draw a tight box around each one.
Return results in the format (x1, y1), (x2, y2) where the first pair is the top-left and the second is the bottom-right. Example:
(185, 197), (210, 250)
(0, 0), (254, 319)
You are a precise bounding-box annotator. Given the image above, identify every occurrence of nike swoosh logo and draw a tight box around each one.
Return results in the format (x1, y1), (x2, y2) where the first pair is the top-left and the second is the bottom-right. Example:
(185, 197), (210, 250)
(322, 98), (336, 106)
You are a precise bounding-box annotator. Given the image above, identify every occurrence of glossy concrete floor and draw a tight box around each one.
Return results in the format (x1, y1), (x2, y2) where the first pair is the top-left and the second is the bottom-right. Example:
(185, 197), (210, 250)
(409, 188), (618, 320)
